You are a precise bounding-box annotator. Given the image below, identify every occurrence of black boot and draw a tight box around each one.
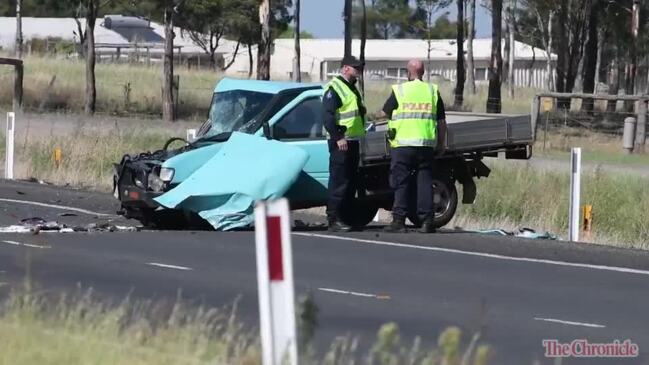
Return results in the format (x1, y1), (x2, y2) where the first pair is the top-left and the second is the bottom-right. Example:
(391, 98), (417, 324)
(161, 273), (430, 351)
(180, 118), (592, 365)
(328, 217), (352, 232)
(419, 217), (437, 233)
(383, 215), (407, 233)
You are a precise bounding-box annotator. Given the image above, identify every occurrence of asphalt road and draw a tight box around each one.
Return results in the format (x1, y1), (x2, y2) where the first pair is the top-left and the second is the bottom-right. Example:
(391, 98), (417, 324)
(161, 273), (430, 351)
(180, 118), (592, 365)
(0, 180), (648, 365)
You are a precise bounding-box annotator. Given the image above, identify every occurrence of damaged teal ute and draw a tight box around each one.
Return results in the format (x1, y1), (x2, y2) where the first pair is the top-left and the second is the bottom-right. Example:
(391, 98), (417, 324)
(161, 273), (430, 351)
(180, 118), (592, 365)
(114, 77), (535, 230)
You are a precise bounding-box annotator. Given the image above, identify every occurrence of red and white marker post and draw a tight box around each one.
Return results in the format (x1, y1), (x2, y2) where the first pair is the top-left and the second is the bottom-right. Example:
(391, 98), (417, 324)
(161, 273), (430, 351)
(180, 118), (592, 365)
(254, 198), (298, 365)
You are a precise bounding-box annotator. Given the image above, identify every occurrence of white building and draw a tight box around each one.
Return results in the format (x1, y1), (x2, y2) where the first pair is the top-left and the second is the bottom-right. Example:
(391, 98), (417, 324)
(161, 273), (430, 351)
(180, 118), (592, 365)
(0, 16), (239, 66)
(0, 17), (554, 88)
(225, 38), (555, 89)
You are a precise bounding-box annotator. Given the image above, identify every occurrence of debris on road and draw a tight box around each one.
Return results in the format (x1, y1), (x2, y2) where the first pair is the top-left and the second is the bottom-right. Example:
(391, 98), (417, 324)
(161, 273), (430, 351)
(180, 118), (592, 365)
(154, 132), (309, 231)
(467, 227), (558, 240)
(0, 219), (141, 234)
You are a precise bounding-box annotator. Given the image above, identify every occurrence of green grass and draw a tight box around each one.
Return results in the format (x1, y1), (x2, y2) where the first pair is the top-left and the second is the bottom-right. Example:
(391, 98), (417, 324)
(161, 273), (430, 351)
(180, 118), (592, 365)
(455, 163), (649, 248)
(0, 289), (492, 365)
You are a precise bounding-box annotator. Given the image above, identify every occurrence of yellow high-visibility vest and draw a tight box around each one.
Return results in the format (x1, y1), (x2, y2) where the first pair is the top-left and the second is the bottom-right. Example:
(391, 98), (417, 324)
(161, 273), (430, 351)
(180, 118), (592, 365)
(388, 80), (438, 148)
(325, 77), (366, 138)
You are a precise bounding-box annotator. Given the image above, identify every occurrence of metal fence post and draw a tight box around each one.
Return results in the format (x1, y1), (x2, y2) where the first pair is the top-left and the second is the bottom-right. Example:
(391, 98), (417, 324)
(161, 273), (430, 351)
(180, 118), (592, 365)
(635, 99), (647, 153)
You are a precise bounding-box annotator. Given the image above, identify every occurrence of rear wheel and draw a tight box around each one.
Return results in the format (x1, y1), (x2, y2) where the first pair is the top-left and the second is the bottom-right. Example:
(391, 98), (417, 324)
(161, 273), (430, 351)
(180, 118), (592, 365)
(407, 178), (458, 229)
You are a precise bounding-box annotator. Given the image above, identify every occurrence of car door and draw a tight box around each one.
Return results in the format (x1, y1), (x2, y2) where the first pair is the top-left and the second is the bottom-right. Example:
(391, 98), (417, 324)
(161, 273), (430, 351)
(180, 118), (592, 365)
(267, 89), (329, 207)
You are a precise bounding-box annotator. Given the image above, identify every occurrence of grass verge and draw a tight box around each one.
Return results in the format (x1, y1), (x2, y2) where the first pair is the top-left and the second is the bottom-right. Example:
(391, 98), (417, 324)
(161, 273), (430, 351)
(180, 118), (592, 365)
(454, 162), (649, 249)
(0, 289), (492, 365)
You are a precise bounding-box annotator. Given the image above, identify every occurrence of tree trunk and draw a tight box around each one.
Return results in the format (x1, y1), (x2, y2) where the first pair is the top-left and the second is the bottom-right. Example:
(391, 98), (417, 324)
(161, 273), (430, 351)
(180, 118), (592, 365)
(257, 0), (271, 80)
(581, 0), (598, 112)
(360, 0), (367, 94)
(248, 43), (253, 78)
(466, 0), (476, 94)
(527, 47), (536, 87)
(85, 0), (97, 115)
(594, 26), (604, 92)
(606, 54), (620, 112)
(293, 0), (301, 82)
(162, 6), (175, 121)
(454, 0), (465, 108)
(507, 0), (515, 98)
(486, 0), (502, 113)
(15, 0), (22, 58)
(625, 0), (640, 111)
(503, 7), (509, 84)
(343, 0), (352, 59)
(555, 5), (567, 95)
(222, 40), (241, 71)
(536, 9), (554, 91)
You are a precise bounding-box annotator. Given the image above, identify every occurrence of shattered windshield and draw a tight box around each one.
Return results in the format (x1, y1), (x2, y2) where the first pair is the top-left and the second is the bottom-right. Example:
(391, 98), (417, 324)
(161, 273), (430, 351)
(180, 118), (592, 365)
(202, 90), (274, 137)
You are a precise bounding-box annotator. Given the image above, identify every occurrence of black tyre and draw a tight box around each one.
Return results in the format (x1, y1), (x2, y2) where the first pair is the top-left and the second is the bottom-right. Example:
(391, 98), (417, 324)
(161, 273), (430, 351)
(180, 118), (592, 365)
(340, 199), (380, 228)
(407, 178), (458, 229)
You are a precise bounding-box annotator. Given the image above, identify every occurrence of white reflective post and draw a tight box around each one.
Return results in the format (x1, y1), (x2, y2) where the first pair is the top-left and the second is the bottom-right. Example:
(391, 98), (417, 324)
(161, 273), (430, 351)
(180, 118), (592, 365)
(5, 112), (15, 179)
(254, 198), (298, 365)
(186, 128), (196, 142)
(569, 147), (581, 242)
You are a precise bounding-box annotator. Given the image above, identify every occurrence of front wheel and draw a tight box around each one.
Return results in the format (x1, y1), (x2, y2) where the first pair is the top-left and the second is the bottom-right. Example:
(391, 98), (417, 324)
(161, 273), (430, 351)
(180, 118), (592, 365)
(407, 178), (458, 229)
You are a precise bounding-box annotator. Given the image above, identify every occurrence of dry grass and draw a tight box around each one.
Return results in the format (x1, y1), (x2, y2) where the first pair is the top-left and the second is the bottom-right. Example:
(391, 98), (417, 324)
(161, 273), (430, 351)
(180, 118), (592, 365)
(453, 162), (649, 249)
(0, 289), (493, 365)
(0, 55), (537, 118)
(0, 55), (221, 119)
(535, 126), (649, 166)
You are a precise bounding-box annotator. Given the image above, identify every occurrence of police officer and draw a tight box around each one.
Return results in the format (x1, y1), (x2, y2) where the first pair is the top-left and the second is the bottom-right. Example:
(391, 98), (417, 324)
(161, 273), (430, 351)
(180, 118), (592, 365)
(322, 56), (367, 232)
(381, 59), (447, 233)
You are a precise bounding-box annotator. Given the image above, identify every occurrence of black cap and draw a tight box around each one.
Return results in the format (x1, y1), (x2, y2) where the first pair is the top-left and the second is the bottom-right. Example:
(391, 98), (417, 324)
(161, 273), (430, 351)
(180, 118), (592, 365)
(341, 56), (364, 70)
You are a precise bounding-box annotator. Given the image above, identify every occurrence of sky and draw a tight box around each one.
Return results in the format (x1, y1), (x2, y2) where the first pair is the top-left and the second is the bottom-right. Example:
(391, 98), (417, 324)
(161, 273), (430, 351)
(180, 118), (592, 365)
(299, 0), (493, 39)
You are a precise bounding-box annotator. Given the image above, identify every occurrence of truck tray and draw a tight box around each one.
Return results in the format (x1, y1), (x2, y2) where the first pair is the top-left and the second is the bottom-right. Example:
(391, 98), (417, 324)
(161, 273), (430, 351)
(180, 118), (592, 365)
(361, 113), (534, 162)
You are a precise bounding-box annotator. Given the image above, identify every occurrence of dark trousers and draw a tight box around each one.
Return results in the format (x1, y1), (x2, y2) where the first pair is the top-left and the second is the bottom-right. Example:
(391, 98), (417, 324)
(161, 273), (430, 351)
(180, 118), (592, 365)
(326, 140), (360, 220)
(390, 147), (435, 220)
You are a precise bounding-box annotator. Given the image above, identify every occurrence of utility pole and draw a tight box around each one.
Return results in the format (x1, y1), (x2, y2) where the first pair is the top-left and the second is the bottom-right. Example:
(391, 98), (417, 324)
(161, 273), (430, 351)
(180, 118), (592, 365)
(15, 0), (23, 59)
(293, 0), (301, 82)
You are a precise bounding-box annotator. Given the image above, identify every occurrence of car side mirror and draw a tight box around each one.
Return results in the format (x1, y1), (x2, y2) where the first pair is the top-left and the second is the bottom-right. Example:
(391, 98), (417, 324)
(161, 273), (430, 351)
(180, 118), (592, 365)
(263, 122), (272, 139)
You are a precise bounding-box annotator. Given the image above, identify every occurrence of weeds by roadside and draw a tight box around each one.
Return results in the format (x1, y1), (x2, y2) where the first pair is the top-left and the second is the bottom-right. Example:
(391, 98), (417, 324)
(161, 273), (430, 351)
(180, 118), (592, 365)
(0, 287), (492, 365)
(454, 162), (649, 249)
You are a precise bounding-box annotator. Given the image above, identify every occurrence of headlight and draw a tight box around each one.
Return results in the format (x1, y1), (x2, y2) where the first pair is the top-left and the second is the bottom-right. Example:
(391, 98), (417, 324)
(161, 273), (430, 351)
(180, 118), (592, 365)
(134, 177), (145, 189)
(160, 167), (175, 182)
(148, 173), (164, 192)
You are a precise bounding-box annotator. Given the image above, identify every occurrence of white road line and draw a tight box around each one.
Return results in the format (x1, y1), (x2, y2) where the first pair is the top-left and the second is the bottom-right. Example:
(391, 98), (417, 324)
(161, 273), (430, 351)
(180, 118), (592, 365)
(294, 232), (649, 277)
(318, 287), (391, 300)
(2, 240), (51, 249)
(0, 198), (113, 217)
(534, 317), (606, 328)
(146, 262), (193, 271)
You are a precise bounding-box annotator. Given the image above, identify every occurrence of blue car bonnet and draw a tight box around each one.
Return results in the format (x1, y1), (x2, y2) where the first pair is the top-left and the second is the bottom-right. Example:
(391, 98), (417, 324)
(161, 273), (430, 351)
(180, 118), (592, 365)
(154, 132), (309, 230)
